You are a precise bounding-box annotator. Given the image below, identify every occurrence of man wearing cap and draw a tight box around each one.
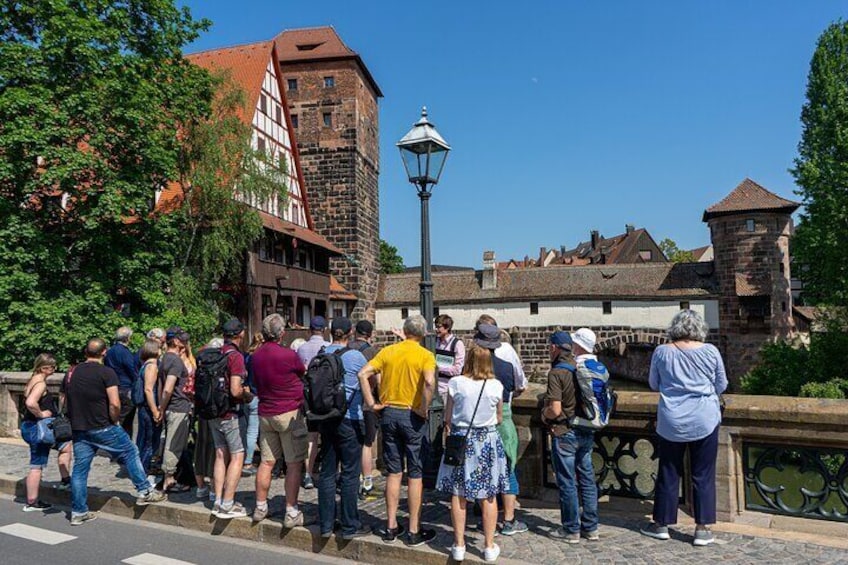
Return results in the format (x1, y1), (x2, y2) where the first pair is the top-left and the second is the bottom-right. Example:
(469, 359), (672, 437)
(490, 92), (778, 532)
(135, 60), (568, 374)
(157, 327), (191, 493)
(473, 323), (529, 536)
(475, 315), (527, 397)
(542, 329), (600, 543)
(349, 320), (379, 499)
(296, 315), (330, 490)
(358, 314), (437, 546)
(209, 318), (253, 519)
(251, 313), (308, 527)
(317, 317), (370, 539)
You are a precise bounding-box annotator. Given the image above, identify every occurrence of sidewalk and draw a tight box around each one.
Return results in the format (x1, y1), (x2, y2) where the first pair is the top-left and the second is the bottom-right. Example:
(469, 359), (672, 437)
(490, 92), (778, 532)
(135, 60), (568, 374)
(0, 439), (844, 564)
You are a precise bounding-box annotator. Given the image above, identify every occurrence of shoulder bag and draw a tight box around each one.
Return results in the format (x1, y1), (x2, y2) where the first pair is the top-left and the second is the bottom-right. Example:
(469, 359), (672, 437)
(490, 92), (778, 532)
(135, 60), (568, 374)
(443, 379), (487, 467)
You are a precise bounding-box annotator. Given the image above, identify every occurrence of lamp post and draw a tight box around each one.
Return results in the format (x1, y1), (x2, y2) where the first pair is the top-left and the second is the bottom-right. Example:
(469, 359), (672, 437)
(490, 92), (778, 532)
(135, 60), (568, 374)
(397, 107), (451, 353)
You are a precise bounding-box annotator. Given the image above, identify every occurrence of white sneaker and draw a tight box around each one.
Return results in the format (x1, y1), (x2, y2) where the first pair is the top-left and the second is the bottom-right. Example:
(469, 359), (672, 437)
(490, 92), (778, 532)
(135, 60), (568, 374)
(483, 544), (500, 562)
(450, 545), (466, 561)
(214, 502), (247, 519)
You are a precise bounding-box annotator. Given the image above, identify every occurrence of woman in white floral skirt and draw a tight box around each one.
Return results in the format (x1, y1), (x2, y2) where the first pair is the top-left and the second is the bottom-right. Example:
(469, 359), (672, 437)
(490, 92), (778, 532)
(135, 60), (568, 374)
(437, 345), (509, 563)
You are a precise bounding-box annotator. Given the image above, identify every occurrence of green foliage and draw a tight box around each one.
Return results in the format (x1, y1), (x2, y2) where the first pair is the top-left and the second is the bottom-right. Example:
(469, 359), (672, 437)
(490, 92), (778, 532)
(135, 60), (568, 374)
(742, 318), (848, 398)
(791, 21), (848, 307)
(379, 239), (406, 274)
(799, 379), (848, 399)
(0, 2), (286, 369)
(658, 238), (696, 263)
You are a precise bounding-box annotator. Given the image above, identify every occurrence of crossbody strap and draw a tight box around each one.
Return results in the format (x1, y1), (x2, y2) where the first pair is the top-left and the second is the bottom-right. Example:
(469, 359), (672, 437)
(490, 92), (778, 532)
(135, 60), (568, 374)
(463, 379), (487, 442)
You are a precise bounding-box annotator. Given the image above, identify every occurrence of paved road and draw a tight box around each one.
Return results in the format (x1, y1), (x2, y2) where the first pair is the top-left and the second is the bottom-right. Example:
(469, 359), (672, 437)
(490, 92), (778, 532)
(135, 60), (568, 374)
(0, 496), (351, 565)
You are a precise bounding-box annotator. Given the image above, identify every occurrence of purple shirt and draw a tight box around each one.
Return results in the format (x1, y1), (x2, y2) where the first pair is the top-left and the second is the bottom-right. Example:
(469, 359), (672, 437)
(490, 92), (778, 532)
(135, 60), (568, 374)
(297, 334), (329, 367)
(252, 341), (306, 417)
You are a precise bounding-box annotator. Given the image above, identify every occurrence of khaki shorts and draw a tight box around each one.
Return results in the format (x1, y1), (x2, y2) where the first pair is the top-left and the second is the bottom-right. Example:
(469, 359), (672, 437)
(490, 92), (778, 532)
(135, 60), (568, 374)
(259, 409), (308, 463)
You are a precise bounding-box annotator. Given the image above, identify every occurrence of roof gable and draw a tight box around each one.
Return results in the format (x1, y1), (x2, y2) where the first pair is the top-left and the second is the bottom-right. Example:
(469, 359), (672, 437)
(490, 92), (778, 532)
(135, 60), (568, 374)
(703, 178), (800, 221)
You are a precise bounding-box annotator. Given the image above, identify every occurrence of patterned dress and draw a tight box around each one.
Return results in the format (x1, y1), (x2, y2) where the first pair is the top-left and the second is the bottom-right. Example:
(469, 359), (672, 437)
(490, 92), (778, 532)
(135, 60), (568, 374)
(436, 426), (509, 500)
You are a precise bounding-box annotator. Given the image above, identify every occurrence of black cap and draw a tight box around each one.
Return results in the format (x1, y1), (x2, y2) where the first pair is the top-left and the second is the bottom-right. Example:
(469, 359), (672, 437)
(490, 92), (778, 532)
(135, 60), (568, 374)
(331, 317), (352, 335)
(165, 326), (183, 340)
(355, 320), (374, 337)
(222, 319), (245, 337)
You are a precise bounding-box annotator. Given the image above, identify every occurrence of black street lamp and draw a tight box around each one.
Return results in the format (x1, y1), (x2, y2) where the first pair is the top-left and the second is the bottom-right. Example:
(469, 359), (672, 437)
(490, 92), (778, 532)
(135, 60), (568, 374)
(397, 107), (451, 353)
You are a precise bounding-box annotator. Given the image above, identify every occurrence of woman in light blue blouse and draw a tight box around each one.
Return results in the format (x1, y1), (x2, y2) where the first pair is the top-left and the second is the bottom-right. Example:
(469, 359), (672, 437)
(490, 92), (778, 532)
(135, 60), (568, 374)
(641, 310), (727, 547)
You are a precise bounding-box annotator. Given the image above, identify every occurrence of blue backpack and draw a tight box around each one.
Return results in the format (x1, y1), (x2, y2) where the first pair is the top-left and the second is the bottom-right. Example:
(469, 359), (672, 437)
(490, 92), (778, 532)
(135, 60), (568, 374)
(555, 358), (617, 430)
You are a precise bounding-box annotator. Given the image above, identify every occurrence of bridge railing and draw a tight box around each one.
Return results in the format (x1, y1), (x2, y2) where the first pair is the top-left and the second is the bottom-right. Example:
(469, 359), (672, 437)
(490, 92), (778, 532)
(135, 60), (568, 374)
(511, 386), (848, 526)
(3, 373), (847, 527)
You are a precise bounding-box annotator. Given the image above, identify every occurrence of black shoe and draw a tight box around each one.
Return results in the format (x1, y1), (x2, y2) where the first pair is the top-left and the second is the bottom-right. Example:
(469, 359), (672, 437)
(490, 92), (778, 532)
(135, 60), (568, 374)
(380, 523), (406, 543)
(406, 527), (436, 547)
(342, 525), (372, 540)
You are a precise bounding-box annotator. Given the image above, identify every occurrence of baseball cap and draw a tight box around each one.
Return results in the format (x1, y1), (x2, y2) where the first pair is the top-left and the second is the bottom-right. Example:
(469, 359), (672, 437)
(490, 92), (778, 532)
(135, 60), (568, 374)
(331, 317), (352, 335)
(355, 320), (374, 337)
(310, 316), (327, 330)
(550, 331), (573, 350)
(473, 323), (501, 350)
(165, 326), (183, 340)
(571, 328), (597, 353)
(222, 319), (244, 337)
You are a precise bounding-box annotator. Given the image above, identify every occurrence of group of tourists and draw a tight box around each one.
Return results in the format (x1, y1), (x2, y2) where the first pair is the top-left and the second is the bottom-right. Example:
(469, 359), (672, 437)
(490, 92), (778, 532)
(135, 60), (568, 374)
(19, 307), (726, 561)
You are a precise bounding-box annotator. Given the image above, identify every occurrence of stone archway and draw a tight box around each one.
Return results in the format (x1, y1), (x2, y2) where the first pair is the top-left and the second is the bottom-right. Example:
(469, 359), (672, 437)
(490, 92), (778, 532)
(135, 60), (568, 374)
(595, 330), (668, 386)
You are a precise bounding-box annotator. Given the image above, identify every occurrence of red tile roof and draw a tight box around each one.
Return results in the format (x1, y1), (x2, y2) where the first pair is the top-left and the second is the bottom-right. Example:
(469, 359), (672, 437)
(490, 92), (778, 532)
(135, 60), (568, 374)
(378, 262), (717, 305)
(703, 178), (799, 221)
(330, 275), (357, 301)
(275, 26), (382, 97)
(735, 273), (770, 297)
(186, 40), (275, 125)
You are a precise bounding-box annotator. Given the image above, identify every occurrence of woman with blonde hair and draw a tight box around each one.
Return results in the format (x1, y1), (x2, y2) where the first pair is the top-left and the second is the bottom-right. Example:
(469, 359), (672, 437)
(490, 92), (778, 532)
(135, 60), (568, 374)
(241, 333), (263, 476)
(437, 345), (509, 562)
(20, 353), (72, 511)
(136, 339), (162, 477)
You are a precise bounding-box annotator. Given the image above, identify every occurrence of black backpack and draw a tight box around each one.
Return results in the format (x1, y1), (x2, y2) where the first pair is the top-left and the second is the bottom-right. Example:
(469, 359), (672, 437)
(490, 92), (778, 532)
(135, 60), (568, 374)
(303, 347), (349, 424)
(194, 348), (237, 419)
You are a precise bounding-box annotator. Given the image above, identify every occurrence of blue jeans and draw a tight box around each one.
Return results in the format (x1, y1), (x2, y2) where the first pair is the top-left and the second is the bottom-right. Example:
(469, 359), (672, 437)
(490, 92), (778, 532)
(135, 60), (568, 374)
(318, 418), (365, 535)
(136, 407), (161, 475)
(242, 396), (260, 465)
(71, 426), (152, 516)
(550, 428), (598, 533)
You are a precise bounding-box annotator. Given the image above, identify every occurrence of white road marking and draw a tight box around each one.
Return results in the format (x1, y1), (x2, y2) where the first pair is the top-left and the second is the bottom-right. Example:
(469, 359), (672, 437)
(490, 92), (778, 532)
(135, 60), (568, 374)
(122, 553), (196, 565)
(0, 522), (77, 545)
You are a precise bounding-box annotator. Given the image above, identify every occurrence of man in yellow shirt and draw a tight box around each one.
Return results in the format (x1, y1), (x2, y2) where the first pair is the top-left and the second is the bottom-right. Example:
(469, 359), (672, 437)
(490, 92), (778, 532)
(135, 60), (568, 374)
(358, 315), (436, 547)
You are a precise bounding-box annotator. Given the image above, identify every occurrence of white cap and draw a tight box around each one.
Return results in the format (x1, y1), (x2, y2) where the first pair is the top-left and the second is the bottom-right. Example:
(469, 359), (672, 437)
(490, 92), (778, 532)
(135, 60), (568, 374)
(572, 328), (596, 353)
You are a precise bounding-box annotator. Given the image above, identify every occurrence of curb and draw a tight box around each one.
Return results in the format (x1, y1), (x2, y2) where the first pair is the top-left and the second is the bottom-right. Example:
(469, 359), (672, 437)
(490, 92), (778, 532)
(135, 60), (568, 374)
(0, 473), (490, 564)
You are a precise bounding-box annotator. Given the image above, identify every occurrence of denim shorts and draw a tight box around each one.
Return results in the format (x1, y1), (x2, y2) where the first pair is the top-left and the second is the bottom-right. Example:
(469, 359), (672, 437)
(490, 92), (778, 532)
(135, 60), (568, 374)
(209, 416), (244, 454)
(20, 421), (68, 469)
(380, 407), (426, 478)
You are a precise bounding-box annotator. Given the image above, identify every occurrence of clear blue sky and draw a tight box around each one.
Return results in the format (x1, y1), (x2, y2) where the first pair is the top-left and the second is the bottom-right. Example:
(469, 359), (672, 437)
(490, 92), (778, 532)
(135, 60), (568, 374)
(180, 1), (846, 268)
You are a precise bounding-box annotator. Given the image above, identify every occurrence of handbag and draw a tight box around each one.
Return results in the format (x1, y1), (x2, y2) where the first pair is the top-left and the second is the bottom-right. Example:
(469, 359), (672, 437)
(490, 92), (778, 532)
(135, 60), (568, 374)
(50, 367), (75, 444)
(36, 417), (56, 445)
(443, 380), (487, 467)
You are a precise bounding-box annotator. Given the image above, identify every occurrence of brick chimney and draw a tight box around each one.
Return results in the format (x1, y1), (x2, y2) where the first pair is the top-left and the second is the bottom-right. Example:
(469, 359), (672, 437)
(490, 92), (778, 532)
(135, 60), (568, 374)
(482, 251), (497, 290)
(590, 230), (600, 251)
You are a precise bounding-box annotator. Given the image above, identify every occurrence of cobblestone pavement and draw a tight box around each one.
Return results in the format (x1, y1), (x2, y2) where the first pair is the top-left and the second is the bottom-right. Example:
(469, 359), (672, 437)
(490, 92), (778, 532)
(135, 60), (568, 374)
(1, 440), (845, 564)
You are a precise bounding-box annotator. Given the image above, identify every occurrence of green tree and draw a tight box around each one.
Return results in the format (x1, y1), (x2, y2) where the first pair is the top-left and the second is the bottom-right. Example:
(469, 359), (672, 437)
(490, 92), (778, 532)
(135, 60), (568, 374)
(791, 21), (848, 307)
(0, 2), (285, 368)
(379, 239), (405, 274)
(658, 238), (696, 263)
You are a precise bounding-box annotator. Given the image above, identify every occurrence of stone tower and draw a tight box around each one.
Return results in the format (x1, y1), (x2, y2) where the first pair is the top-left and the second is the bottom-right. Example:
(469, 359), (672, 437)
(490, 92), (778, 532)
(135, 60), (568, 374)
(703, 178), (800, 386)
(275, 27), (382, 320)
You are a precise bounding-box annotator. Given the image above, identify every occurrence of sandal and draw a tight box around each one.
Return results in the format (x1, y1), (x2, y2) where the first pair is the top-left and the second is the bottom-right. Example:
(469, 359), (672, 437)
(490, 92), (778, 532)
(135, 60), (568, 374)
(165, 483), (191, 493)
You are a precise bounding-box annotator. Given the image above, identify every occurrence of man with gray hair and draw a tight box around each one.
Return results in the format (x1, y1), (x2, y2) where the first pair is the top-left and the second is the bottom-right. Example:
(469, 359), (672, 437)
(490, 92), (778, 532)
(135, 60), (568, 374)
(146, 328), (166, 350)
(105, 326), (140, 437)
(358, 315), (437, 546)
(250, 313), (308, 527)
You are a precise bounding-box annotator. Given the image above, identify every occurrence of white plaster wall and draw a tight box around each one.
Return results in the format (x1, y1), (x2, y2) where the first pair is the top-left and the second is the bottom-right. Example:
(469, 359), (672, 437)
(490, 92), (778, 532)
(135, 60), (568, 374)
(375, 299), (720, 331)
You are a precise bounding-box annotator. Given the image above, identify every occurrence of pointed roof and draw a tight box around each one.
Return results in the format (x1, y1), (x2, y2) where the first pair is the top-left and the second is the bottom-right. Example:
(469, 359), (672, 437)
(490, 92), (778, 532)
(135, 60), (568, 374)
(186, 40), (275, 124)
(275, 26), (383, 97)
(703, 178), (799, 221)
